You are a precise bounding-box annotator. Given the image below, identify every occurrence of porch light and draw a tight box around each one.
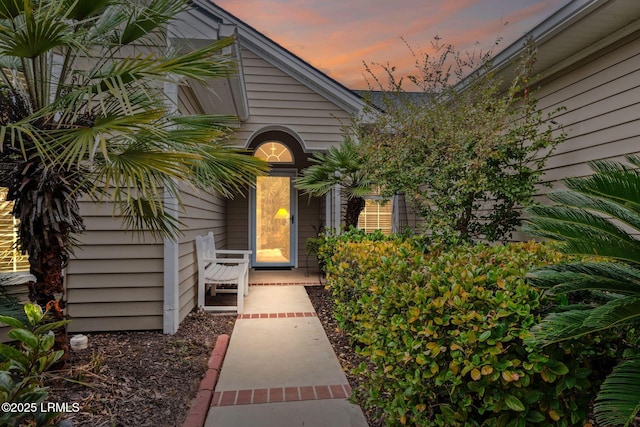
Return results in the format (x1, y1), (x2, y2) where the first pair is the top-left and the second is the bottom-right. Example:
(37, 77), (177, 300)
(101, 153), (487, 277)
(274, 208), (289, 219)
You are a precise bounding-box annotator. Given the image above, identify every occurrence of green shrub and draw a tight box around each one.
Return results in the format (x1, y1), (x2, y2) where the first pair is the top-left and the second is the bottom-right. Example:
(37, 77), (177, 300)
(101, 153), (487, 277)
(0, 303), (69, 427)
(325, 240), (626, 426)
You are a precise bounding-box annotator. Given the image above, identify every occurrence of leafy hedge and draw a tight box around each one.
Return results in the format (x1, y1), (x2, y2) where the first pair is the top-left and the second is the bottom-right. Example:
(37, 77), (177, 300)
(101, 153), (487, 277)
(323, 236), (625, 426)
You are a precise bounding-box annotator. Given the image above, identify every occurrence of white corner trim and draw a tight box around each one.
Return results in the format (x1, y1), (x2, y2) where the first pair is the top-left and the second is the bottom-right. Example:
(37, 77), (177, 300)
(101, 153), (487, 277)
(163, 232), (180, 335)
(162, 78), (181, 334)
(333, 184), (341, 232)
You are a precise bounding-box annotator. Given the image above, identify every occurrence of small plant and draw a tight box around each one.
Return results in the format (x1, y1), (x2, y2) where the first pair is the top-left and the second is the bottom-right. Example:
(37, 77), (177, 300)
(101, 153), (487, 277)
(295, 137), (375, 228)
(0, 303), (70, 427)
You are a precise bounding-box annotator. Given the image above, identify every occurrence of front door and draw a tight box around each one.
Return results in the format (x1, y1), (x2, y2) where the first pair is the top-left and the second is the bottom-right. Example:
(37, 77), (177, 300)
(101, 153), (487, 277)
(251, 171), (297, 268)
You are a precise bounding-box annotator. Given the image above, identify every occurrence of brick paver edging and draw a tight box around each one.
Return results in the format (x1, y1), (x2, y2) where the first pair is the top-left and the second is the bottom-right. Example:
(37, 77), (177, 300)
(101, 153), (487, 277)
(182, 334), (230, 427)
(212, 383), (353, 406)
(250, 282), (321, 286)
(237, 312), (317, 319)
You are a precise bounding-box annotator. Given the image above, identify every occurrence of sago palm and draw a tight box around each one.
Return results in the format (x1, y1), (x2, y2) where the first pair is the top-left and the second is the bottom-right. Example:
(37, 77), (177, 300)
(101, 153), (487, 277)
(524, 155), (640, 427)
(0, 0), (267, 349)
(295, 136), (374, 228)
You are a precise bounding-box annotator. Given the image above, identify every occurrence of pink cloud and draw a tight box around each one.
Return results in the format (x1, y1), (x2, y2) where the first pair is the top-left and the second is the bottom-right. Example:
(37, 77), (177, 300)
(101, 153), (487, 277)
(213, 0), (569, 89)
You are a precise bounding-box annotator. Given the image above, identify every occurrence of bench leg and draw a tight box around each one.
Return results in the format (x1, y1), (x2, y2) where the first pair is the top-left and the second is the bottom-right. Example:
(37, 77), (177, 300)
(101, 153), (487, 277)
(207, 284), (217, 296)
(237, 281), (244, 314)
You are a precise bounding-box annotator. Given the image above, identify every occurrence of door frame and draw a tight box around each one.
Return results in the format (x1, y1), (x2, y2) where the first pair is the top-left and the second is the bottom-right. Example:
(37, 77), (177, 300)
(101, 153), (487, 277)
(249, 169), (298, 268)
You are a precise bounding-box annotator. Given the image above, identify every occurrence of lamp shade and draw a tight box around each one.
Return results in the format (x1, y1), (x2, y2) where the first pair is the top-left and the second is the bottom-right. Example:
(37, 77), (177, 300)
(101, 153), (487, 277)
(274, 208), (289, 219)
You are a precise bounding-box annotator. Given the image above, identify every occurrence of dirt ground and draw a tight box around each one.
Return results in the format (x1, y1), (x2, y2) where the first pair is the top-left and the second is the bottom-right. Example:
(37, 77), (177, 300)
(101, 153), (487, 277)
(46, 311), (235, 427)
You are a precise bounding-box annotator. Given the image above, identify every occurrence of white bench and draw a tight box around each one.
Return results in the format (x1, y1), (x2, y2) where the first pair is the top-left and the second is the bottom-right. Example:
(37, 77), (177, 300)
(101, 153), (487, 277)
(195, 232), (251, 313)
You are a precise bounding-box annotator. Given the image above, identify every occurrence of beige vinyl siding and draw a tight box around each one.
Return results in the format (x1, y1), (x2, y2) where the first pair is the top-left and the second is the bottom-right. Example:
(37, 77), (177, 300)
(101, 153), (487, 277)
(297, 196), (322, 271)
(226, 196), (250, 252)
(176, 184), (227, 322)
(534, 36), (640, 187)
(231, 49), (351, 150)
(65, 200), (164, 332)
(508, 34), (640, 242)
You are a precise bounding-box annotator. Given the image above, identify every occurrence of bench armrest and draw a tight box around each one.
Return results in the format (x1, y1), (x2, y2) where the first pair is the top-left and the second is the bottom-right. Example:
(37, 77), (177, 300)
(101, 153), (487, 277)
(216, 250), (252, 256)
(203, 257), (250, 265)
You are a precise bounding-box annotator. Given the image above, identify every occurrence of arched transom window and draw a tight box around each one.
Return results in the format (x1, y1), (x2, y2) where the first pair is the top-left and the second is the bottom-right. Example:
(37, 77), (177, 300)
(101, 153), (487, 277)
(253, 141), (294, 163)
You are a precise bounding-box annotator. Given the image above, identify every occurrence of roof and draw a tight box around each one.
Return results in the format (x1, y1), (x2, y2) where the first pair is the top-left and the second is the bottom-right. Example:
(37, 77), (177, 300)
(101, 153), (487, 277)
(490, 0), (640, 87)
(185, 1), (368, 116)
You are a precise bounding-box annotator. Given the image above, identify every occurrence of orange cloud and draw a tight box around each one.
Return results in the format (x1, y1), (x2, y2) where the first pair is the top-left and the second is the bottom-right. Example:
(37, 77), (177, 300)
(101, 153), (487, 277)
(214, 0), (568, 89)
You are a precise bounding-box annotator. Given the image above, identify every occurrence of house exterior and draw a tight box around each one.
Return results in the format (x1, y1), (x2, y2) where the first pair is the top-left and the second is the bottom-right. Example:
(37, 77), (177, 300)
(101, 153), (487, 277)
(53, 1), (374, 334)
(1, 0), (640, 334)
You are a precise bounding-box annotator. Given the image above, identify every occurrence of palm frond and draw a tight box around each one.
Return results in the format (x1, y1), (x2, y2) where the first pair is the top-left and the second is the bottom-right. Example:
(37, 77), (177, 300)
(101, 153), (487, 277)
(528, 309), (592, 346)
(528, 262), (640, 295)
(568, 158), (640, 213)
(120, 195), (184, 240)
(114, 0), (188, 46)
(157, 38), (236, 82)
(530, 297), (640, 345)
(594, 357), (640, 427)
(0, 0), (24, 20)
(192, 144), (269, 198)
(0, 1), (72, 59)
(295, 136), (375, 199)
(0, 0), (270, 271)
(548, 189), (640, 233)
(525, 205), (640, 263)
(65, 0), (114, 21)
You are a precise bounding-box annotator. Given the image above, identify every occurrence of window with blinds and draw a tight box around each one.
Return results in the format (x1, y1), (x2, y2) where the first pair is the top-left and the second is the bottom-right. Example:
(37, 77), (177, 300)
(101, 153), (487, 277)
(358, 198), (393, 235)
(0, 188), (29, 272)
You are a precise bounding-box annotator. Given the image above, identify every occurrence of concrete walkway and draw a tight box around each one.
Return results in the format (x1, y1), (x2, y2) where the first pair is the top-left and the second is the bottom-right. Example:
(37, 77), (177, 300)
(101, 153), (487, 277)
(204, 285), (368, 427)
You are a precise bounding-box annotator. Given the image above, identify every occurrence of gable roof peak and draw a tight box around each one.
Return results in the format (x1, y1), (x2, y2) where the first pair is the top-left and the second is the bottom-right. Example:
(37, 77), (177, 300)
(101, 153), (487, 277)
(189, 0), (366, 115)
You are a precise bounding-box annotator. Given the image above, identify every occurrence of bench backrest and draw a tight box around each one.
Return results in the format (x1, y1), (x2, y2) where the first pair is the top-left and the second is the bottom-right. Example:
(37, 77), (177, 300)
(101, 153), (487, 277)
(195, 232), (216, 272)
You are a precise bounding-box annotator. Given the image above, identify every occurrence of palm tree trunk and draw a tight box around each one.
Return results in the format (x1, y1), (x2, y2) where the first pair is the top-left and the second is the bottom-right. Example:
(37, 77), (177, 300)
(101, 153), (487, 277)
(12, 163), (84, 365)
(345, 197), (366, 229)
(29, 244), (69, 360)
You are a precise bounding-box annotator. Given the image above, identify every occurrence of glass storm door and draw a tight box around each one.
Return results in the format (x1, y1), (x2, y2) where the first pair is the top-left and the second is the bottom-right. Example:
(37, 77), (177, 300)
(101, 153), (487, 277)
(251, 172), (296, 268)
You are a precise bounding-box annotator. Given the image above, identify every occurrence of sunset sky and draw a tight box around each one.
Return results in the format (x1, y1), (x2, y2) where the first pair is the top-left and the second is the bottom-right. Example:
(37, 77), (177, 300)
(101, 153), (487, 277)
(215, 0), (571, 89)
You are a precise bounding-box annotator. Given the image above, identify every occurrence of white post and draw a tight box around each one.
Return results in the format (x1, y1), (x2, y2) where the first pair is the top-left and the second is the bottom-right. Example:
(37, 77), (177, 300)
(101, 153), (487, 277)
(325, 191), (332, 231)
(333, 183), (341, 232)
(162, 76), (180, 334)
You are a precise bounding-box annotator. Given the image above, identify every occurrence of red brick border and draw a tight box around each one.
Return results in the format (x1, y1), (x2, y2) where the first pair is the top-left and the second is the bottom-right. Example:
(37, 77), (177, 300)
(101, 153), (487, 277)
(211, 383), (352, 406)
(250, 282), (321, 286)
(237, 312), (317, 319)
(182, 334), (230, 427)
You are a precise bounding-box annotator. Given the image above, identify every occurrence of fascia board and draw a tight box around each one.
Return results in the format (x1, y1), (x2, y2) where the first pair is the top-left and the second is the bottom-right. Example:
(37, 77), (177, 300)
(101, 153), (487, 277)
(191, 1), (367, 116)
(490, 0), (606, 74)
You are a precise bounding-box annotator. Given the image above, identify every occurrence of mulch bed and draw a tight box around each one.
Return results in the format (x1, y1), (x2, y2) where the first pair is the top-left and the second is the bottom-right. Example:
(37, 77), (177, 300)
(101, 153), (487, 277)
(46, 311), (235, 427)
